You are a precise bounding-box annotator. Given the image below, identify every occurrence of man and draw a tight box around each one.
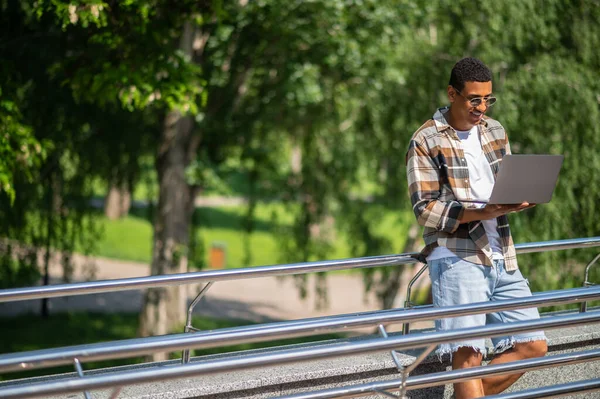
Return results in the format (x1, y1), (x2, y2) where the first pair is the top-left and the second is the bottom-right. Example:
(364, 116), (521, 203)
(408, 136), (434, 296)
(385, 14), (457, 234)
(405, 57), (547, 399)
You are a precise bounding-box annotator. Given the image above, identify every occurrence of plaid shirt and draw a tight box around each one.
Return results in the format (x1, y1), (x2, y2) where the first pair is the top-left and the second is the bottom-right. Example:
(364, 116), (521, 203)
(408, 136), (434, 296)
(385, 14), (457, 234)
(406, 107), (518, 271)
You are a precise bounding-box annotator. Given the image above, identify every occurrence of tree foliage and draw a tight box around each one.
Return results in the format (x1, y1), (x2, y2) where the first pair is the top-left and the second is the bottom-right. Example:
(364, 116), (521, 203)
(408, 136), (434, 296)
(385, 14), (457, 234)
(1, 0), (599, 322)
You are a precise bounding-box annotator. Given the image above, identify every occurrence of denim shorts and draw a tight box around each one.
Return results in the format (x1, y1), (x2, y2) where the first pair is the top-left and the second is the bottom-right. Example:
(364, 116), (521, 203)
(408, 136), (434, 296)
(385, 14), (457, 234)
(428, 256), (546, 359)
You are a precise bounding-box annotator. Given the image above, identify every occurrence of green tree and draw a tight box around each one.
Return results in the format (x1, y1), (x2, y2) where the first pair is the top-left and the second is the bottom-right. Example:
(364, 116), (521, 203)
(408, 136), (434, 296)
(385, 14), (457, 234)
(4, 0), (599, 337)
(388, 0), (600, 295)
(0, 0), (159, 314)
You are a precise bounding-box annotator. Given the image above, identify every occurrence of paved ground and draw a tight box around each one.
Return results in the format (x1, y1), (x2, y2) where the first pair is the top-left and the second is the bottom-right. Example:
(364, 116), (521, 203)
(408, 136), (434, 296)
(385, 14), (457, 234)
(0, 253), (433, 333)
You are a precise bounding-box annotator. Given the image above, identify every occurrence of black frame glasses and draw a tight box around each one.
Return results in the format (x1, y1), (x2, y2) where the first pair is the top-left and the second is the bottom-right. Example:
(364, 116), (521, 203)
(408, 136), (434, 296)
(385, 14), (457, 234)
(452, 86), (497, 108)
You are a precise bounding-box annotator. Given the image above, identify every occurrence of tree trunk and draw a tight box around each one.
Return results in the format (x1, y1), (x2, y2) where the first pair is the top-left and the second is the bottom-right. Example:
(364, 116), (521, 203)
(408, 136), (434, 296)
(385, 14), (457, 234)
(41, 244), (50, 318)
(41, 172), (61, 317)
(379, 266), (403, 310)
(138, 111), (200, 354)
(41, 180), (53, 318)
(104, 181), (131, 220)
(138, 21), (200, 360)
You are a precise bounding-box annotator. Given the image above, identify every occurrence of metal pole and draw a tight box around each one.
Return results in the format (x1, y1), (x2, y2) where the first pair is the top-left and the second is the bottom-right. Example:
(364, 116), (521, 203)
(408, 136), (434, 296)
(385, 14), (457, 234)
(402, 264), (429, 335)
(378, 324), (435, 398)
(275, 348), (600, 398)
(399, 345), (436, 398)
(182, 281), (213, 364)
(581, 253), (600, 313)
(1, 312), (599, 399)
(583, 253), (600, 284)
(376, 324), (405, 369)
(484, 378), (600, 399)
(72, 358), (92, 399)
(1, 237), (598, 303)
(513, 237), (600, 254)
(0, 254), (414, 303)
(1, 286), (599, 373)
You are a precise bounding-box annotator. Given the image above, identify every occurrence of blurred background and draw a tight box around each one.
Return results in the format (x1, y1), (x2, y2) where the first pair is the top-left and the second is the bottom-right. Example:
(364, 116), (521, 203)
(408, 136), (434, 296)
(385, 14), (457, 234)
(1, 0), (599, 379)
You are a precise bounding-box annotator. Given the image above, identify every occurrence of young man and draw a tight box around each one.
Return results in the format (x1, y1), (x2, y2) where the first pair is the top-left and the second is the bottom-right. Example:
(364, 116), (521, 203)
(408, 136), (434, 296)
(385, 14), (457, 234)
(405, 57), (548, 399)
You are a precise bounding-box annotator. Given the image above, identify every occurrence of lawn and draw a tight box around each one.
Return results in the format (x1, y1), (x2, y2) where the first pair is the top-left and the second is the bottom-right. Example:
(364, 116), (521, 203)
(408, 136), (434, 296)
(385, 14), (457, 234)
(0, 312), (345, 382)
(90, 201), (414, 269)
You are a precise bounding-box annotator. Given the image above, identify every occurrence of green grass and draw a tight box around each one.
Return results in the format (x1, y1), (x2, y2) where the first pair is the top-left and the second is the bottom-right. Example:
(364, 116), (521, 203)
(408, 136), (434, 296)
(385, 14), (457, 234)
(0, 312), (344, 382)
(94, 216), (154, 263)
(89, 202), (414, 269)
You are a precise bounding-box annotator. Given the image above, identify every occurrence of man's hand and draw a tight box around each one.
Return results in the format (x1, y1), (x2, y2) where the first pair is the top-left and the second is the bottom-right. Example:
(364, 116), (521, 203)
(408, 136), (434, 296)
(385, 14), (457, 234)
(459, 202), (535, 224)
(482, 202), (536, 219)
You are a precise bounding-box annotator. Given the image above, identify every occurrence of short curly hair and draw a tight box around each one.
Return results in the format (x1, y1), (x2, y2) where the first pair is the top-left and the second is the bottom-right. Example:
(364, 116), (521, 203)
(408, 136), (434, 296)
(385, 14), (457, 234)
(448, 57), (492, 92)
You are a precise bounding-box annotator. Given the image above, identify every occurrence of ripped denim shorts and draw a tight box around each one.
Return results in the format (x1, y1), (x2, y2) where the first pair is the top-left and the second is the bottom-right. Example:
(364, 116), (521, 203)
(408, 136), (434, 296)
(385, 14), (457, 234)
(428, 256), (546, 360)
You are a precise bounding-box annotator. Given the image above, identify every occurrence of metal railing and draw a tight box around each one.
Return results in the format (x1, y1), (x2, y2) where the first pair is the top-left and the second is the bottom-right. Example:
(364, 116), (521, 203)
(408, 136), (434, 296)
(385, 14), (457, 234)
(1, 311), (600, 399)
(0, 237), (599, 399)
(1, 285), (599, 374)
(2, 237), (599, 361)
(276, 349), (600, 399)
(2, 237), (598, 304)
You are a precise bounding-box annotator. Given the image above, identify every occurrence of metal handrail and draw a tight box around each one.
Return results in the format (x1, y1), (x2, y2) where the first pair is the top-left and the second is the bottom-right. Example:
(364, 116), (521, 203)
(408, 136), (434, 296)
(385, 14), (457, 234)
(0, 254), (412, 302)
(2, 285), (599, 373)
(1, 237), (599, 303)
(276, 348), (600, 398)
(0, 237), (598, 398)
(485, 378), (600, 399)
(1, 311), (600, 399)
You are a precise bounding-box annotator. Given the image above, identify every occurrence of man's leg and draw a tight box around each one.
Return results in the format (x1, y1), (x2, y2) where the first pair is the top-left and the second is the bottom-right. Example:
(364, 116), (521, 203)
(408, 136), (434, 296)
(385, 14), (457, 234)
(428, 257), (491, 399)
(482, 339), (548, 395)
(483, 261), (548, 395)
(452, 347), (485, 399)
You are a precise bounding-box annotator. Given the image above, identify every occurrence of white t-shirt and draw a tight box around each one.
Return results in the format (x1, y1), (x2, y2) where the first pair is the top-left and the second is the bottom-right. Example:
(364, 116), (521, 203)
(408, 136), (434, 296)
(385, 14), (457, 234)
(427, 126), (504, 261)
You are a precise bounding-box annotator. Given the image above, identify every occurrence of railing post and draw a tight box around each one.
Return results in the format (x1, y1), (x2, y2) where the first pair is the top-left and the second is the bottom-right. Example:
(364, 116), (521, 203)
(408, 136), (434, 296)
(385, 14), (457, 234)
(402, 264), (429, 335)
(580, 253), (600, 313)
(72, 358), (92, 399)
(378, 324), (408, 398)
(182, 281), (214, 364)
(377, 324), (436, 399)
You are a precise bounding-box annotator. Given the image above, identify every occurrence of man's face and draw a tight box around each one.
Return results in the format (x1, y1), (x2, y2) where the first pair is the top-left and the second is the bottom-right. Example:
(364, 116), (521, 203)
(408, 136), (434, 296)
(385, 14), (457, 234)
(448, 81), (493, 129)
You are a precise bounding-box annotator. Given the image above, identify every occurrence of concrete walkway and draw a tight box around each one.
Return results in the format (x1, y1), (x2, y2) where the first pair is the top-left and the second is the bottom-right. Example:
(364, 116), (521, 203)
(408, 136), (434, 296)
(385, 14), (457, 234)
(0, 253), (432, 333)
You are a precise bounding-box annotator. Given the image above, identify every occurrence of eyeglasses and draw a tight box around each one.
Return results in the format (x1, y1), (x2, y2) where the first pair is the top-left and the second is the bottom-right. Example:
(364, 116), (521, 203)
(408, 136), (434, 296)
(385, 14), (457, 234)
(452, 86), (497, 108)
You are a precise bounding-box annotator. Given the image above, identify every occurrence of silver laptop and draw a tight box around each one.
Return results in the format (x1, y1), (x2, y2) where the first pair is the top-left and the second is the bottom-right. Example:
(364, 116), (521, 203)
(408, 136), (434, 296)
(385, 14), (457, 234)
(485, 154), (564, 204)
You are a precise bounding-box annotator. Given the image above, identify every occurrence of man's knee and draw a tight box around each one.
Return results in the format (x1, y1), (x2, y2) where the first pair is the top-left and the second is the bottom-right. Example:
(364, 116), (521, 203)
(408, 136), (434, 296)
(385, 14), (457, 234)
(515, 340), (548, 358)
(452, 346), (484, 368)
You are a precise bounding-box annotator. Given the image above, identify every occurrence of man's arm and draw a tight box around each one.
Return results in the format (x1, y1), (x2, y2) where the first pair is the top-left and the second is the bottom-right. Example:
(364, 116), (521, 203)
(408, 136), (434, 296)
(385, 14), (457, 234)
(406, 138), (534, 229)
(406, 139), (465, 233)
